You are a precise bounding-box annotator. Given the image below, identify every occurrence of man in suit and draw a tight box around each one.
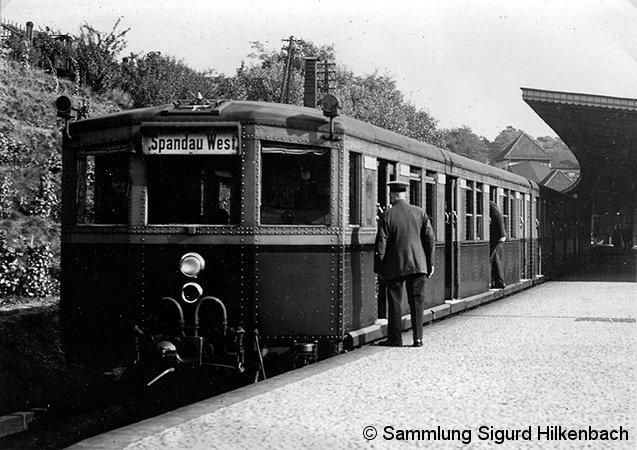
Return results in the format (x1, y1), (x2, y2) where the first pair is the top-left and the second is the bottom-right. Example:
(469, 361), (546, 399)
(374, 180), (436, 347)
(489, 201), (507, 289)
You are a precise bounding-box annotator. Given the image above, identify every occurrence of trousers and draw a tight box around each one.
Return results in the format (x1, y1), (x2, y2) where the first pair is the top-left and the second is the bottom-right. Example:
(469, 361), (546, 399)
(490, 242), (505, 287)
(385, 274), (426, 344)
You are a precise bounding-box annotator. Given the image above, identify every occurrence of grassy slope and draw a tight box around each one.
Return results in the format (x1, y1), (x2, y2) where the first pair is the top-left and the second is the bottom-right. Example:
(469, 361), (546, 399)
(0, 58), (129, 415)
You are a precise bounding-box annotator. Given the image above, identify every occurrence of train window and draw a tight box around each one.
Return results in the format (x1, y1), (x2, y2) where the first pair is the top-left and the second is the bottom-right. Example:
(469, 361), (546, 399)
(377, 159), (396, 211)
(76, 153), (129, 224)
(502, 189), (510, 234)
(490, 186), (498, 203)
(409, 166), (422, 207)
(510, 193), (518, 239)
(147, 156), (240, 225)
(348, 152), (361, 225)
(425, 171), (436, 222)
(476, 183), (484, 240)
(465, 181), (475, 240)
(260, 146), (330, 225)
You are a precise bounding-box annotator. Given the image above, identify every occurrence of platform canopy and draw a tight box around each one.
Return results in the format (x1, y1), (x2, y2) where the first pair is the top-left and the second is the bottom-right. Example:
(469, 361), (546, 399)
(522, 88), (637, 218)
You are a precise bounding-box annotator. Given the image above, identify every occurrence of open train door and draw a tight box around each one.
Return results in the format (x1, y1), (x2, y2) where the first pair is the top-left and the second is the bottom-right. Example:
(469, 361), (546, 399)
(376, 158), (396, 319)
(444, 176), (459, 299)
(521, 193), (530, 279)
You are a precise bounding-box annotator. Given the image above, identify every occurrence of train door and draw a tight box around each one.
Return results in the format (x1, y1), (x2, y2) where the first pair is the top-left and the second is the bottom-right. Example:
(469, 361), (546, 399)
(376, 159), (396, 319)
(519, 193), (526, 279)
(409, 166), (422, 207)
(444, 176), (459, 299)
(377, 159), (396, 212)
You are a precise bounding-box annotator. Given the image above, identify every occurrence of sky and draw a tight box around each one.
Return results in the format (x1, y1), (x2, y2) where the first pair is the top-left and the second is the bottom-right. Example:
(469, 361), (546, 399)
(3, 0), (637, 140)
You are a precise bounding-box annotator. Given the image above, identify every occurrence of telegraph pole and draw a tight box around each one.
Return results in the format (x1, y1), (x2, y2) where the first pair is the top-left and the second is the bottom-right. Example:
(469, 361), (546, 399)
(279, 36), (297, 104)
(317, 60), (336, 96)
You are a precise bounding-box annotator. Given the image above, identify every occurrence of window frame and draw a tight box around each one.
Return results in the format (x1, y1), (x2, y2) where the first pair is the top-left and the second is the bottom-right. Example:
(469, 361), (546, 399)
(464, 180), (475, 241)
(74, 151), (130, 225)
(348, 152), (362, 226)
(409, 166), (423, 208)
(145, 154), (242, 226)
(259, 145), (332, 227)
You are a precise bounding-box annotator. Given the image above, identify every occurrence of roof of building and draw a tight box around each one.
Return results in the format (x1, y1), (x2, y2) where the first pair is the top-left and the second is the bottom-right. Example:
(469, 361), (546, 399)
(496, 132), (553, 162)
(506, 160), (552, 183)
(542, 169), (575, 191)
(552, 159), (580, 170)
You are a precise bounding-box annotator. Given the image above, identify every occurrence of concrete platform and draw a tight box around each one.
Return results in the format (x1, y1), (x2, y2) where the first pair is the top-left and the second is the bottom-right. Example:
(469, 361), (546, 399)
(67, 260), (636, 449)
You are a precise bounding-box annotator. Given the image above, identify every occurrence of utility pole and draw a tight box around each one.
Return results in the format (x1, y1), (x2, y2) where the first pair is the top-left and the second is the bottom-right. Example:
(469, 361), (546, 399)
(317, 60), (336, 96)
(279, 36), (297, 104)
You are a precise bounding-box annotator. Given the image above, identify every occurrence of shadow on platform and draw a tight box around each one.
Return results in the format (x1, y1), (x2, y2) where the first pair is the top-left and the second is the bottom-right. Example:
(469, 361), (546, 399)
(555, 247), (636, 283)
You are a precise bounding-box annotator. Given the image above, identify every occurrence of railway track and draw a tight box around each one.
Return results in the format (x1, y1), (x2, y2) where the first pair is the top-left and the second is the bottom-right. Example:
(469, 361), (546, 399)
(0, 372), (251, 449)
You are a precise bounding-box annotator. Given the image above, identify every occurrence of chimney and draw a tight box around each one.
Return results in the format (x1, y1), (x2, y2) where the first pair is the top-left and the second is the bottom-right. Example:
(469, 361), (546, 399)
(303, 57), (318, 108)
(26, 21), (34, 43)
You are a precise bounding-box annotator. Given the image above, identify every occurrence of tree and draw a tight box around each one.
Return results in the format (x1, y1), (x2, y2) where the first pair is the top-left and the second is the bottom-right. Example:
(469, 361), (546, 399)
(404, 106), (445, 148)
(442, 126), (491, 163)
(222, 40), (336, 103)
(489, 126), (524, 160)
(120, 51), (219, 107)
(116, 36), (445, 147)
(75, 19), (130, 93)
(536, 136), (578, 166)
(333, 70), (444, 147)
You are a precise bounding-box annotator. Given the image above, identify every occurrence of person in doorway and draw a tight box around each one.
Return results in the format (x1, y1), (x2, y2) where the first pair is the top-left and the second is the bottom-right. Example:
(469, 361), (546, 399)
(489, 201), (507, 289)
(374, 180), (436, 347)
(622, 223), (633, 253)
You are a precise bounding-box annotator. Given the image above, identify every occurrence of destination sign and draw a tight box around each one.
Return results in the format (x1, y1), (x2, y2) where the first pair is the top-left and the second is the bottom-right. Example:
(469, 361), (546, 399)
(142, 128), (239, 155)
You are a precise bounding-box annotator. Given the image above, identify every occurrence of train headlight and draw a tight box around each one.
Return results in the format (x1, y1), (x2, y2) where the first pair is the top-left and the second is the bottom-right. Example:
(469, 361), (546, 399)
(180, 252), (205, 277)
(182, 282), (203, 303)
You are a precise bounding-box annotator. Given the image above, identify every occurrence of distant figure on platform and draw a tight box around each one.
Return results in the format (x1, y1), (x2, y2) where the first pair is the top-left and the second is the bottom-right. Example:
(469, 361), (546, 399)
(612, 224), (623, 250)
(622, 223), (633, 253)
(489, 201), (507, 289)
(374, 180), (436, 348)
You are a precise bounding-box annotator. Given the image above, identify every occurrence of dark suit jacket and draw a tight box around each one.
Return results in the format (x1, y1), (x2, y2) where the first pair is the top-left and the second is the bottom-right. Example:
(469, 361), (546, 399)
(374, 199), (435, 280)
(489, 201), (507, 243)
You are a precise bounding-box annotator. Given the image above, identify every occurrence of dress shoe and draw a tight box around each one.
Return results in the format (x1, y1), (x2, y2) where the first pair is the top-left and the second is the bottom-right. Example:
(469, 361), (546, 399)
(413, 339), (423, 347)
(377, 339), (402, 347)
(492, 283), (506, 289)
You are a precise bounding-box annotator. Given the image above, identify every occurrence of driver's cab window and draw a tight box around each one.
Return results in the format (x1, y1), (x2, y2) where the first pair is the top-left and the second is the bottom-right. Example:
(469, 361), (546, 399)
(76, 153), (129, 224)
(147, 155), (240, 225)
(260, 145), (331, 225)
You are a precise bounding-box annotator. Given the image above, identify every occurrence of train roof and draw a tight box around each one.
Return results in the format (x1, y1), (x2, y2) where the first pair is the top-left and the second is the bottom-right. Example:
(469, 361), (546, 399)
(68, 99), (538, 190)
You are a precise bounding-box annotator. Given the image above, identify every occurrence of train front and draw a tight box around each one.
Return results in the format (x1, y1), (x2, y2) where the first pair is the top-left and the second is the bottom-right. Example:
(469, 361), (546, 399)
(59, 100), (255, 385)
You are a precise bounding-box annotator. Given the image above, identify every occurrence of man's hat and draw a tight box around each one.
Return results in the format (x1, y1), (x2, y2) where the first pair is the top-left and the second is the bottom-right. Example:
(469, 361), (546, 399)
(387, 180), (409, 192)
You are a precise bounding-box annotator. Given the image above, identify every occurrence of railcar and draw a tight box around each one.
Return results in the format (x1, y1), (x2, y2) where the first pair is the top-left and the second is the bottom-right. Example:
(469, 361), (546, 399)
(56, 95), (585, 385)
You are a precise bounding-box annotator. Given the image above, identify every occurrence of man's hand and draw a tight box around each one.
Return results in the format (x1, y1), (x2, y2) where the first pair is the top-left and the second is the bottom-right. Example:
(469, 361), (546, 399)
(426, 266), (435, 278)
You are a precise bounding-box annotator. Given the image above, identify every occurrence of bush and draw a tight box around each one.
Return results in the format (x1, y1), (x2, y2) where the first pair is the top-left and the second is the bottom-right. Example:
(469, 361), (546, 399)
(20, 238), (59, 297)
(0, 230), (22, 296)
(0, 131), (36, 166)
(0, 230), (59, 299)
(26, 171), (60, 220)
(0, 176), (17, 219)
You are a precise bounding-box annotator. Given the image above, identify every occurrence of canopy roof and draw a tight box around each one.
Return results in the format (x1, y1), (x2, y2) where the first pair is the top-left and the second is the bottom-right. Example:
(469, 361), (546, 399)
(522, 88), (637, 214)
